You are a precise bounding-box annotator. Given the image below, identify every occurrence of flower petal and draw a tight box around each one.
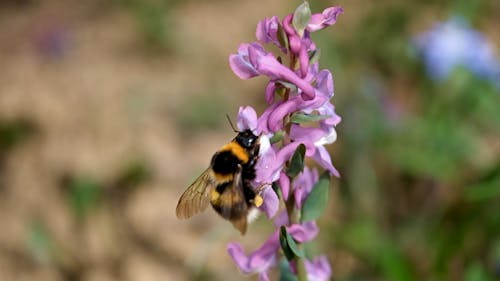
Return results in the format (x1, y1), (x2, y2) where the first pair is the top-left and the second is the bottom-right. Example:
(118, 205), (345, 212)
(255, 143), (280, 184)
(260, 186), (279, 218)
(315, 69), (334, 98)
(253, 53), (316, 100)
(279, 171), (290, 200)
(227, 233), (280, 274)
(288, 221), (319, 242)
(257, 103), (280, 134)
(273, 210), (289, 227)
(305, 256), (332, 281)
(256, 16), (285, 53)
(293, 167), (319, 208)
(299, 45), (309, 77)
(268, 99), (300, 132)
(258, 272), (270, 281)
(313, 145), (340, 177)
(229, 44), (260, 79)
(307, 6), (343, 32)
(290, 124), (328, 144)
(265, 82), (276, 104)
(227, 243), (252, 273)
(314, 127), (337, 146)
(237, 106), (258, 132)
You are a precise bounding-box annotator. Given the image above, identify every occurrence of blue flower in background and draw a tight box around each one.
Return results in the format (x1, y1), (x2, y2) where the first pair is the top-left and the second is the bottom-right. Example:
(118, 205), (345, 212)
(415, 17), (500, 84)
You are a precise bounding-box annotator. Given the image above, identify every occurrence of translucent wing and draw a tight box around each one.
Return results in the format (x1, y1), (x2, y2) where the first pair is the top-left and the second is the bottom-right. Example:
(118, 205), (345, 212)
(219, 166), (249, 234)
(176, 169), (214, 219)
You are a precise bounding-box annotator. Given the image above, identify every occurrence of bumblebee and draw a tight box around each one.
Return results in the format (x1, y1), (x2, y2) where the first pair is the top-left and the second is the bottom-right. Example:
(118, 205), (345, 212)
(176, 129), (262, 234)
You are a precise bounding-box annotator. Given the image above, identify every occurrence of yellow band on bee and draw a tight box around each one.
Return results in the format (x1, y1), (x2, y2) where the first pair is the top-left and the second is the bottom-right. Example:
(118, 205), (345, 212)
(220, 141), (249, 163)
(211, 190), (220, 202)
(213, 172), (233, 182)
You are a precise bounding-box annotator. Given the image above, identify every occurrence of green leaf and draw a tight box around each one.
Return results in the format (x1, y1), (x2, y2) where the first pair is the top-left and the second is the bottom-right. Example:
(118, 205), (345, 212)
(290, 112), (329, 124)
(279, 226), (296, 260)
(292, 2), (311, 37)
(308, 48), (321, 65)
(286, 144), (306, 178)
(272, 182), (282, 199)
(279, 259), (298, 281)
(277, 23), (289, 51)
(301, 172), (330, 222)
(279, 226), (303, 260)
(286, 232), (303, 258)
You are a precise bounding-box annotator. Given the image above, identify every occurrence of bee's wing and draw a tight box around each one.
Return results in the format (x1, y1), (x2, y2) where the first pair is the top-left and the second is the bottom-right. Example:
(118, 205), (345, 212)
(176, 169), (214, 219)
(222, 166), (248, 235)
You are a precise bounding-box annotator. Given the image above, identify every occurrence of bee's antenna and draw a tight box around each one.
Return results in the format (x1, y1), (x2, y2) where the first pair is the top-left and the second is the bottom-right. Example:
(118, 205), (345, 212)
(226, 114), (238, 133)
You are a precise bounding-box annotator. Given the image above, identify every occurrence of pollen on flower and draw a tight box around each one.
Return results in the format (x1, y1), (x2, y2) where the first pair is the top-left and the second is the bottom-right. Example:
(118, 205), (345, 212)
(254, 194), (264, 207)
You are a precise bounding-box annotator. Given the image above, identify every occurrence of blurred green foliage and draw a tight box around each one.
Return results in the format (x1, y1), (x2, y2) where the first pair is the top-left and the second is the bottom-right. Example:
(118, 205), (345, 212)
(27, 221), (54, 263)
(67, 176), (102, 219)
(0, 119), (35, 152)
(313, 0), (500, 280)
(115, 159), (153, 189)
(175, 94), (230, 133)
(63, 159), (152, 220)
(118, 0), (181, 51)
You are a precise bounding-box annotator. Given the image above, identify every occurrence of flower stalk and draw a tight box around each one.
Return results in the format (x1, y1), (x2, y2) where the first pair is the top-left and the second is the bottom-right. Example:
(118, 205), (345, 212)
(227, 2), (343, 280)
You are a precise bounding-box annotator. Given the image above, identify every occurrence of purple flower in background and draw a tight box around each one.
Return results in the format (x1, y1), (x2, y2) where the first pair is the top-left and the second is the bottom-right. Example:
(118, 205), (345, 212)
(33, 24), (71, 59)
(228, 2), (342, 280)
(415, 17), (500, 84)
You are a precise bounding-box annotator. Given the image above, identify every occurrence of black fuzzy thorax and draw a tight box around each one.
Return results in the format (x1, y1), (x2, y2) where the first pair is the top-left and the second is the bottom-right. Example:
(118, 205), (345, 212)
(210, 130), (260, 216)
(211, 150), (241, 175)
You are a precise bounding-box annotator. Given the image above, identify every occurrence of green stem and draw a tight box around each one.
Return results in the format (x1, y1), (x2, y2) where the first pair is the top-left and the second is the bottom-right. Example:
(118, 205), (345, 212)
(283, 51), (308, 281)
(296, 253), (308, 281)
(285, 181), (308, 281)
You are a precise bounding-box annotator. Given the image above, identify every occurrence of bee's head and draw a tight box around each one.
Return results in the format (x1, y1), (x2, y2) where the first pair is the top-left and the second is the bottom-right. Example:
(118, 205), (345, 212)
(235, 130), (258, 149)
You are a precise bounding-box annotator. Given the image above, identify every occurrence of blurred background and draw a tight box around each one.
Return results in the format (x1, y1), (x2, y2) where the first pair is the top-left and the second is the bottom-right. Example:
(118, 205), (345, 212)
(0, 0), (499, 280)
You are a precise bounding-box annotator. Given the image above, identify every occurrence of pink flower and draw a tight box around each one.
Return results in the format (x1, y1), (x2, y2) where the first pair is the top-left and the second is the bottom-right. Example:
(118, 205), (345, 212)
(307, 6), (344, 32)
(256, 16), (287, 53)
(227, 222), (319, 280)
(237, 105), (259, 133)
(293, 167), (319, 208)
(303, 256), (333, 281)
(229, 43), (317, 100)
(227, 3), (343, 280)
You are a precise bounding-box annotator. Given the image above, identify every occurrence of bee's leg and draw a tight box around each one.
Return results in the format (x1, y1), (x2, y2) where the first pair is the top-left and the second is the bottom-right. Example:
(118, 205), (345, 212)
(251, 183), (270, 208)
(254, 183), (269, 193)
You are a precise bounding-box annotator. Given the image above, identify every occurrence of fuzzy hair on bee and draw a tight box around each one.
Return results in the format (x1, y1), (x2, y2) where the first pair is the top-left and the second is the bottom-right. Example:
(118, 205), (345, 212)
(176, 129), (263, 235)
